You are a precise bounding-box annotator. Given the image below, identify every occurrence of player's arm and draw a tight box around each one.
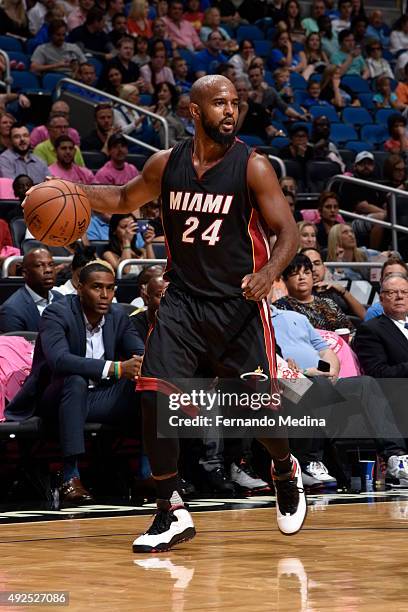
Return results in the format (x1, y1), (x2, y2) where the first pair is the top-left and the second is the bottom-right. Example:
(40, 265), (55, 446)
(77, 149), (171, 215)
(242, 152), (298, 301)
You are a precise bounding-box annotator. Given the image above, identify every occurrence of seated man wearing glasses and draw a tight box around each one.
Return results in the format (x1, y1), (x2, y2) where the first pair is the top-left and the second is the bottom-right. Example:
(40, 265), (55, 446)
(354, 274), (408, 377)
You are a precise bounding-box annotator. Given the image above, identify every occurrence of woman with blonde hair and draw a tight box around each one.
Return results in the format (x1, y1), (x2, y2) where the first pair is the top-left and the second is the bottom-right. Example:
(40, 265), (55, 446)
(0, 0), (29, 37)
(326, 223), (385, 280)
(127, 0), (152, 37)
(297, 221), (317, 249)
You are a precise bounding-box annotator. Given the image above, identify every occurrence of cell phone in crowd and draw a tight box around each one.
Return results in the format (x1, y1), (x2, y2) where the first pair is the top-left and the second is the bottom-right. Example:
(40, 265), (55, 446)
(317, 360), (331, 372)
(137, 221), (149, 234)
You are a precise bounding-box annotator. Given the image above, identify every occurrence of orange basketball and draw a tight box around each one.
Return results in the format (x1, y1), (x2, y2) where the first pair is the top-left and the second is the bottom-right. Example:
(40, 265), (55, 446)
(24, 179), (91, 247)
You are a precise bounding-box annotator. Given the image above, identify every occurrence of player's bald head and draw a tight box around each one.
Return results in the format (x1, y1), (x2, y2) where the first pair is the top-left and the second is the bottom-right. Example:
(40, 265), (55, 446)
(190, 75), (236, 106)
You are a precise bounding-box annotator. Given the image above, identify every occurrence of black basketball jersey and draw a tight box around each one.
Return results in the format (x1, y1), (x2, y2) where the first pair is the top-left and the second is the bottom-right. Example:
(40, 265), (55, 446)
(161, 138), (270, 298)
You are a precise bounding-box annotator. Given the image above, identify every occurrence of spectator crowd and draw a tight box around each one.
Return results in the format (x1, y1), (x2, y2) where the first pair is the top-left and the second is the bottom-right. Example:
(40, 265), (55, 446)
(1, 0), (408, 505)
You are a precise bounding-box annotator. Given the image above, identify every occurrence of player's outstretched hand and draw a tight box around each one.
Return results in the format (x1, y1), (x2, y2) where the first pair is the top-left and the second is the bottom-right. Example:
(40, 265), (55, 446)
(121, 355), (143, 380)
(241, 269), (273, 301)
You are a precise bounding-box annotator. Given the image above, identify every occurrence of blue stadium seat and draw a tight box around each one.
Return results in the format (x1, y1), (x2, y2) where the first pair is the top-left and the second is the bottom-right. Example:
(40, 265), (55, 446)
(264, 70), (274, 86)
(345, 140), (374, 153)
(342, 106), (373, 127)
(236, 25), (264, 41)
(375, 108), (401, 125)
(292, 42), (305, 53)
(341, 75), (371, 93)
(358, 93), (375, 110)
(42, 72), (66, 91)
(270, 136), (290, 149)
(0, 35), (23, 51)
(177, 48), (195, 69)
(139, 93), (152, 105)
(289, 72), (307, 90)
(294, 90), (309, 105)
(309, 104), (339, 122)
(253, 40), (272, 57)
(361, 124), (388, 147)
(7, 51), (30, 69)
(87, 57), (103, 78)
(26, 38), (40, 54)
(330, 123), (358, 145)
(10, 70), (41, 91)
(271, 120), (286, 132)
(239, 134), (265, 146)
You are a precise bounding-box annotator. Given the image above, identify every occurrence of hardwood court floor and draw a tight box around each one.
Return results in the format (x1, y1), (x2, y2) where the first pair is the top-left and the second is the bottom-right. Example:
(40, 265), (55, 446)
(1, 500), (408, 612)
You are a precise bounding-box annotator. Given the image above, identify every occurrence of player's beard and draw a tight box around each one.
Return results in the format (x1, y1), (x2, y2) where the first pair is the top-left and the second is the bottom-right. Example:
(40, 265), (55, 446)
(201, 113), (236, 146)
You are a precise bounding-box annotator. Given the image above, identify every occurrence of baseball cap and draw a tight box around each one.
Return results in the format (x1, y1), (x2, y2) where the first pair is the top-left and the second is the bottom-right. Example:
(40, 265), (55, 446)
(355, 151), (374, 163)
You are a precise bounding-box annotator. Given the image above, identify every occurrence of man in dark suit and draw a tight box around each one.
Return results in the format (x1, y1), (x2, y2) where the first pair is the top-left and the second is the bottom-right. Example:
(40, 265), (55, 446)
(354, 273), (408, 484)
(354, 274), (408, 378)
(0, 248), (64, 333)
(6, 261), (144, 506)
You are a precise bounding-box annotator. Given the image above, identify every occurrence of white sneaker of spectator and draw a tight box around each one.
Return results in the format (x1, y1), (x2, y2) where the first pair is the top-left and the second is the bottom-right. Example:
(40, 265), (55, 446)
(387, 455), (408, 487)
(302, 461), (337, 485)
(230, 461), (269, 490)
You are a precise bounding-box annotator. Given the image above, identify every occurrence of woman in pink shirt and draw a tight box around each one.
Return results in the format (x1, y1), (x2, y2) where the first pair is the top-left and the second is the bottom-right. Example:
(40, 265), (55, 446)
(140, 44), (175, 94)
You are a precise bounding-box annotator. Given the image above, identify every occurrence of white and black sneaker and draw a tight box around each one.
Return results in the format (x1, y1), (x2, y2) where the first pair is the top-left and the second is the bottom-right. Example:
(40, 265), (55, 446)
(387, 455), (408, 487)
(303, 461), (337, 486)
(272, 455), (307, 536)
(230, 461), (270, 491)
(132, 504), (196, 553)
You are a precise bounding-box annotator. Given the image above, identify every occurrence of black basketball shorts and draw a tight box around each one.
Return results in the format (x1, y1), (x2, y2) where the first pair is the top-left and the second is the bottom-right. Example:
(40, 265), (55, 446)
(137, 284), (278, 399)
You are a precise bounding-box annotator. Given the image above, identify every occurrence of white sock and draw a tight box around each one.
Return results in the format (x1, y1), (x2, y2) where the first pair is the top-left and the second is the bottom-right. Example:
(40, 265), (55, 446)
(170, 490), (184, 507)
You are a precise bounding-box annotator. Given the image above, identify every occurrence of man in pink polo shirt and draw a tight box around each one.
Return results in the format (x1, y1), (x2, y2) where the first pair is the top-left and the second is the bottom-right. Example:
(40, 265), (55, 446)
(163, 0), (204, 51)
(94, 134), (139, 185)
(48, 135), (95, 183)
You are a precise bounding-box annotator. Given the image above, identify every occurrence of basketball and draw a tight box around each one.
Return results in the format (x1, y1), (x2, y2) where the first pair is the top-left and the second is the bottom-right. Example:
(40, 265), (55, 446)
(24, 179), (91, 247)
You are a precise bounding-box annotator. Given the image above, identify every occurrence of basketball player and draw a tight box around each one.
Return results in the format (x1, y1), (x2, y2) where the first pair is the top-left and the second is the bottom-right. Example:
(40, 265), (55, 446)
(30, 75), (306, 552)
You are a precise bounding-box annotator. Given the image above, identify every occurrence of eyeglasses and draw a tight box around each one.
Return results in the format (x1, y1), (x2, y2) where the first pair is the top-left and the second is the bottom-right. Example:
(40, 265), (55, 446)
(381, 289), (408, 297)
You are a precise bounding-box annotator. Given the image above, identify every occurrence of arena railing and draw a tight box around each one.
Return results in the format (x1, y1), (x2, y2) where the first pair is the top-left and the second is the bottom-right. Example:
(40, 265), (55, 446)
(328, 174), (408, 252)
(116, 258), (167, 280)
(268, 156), (286, 178)
(2, 256), (73, 278)
(0, 50), (12, 94)
(55, 78), (169, 152)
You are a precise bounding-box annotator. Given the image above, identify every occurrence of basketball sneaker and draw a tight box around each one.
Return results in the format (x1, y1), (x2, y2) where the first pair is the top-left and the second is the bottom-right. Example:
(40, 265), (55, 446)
(302, 461), (337, 486)
(230, 460), (270, 491)
(132, 503), (196, 553)
(387, 455), (408, 487)
(272, 455), (307, 535)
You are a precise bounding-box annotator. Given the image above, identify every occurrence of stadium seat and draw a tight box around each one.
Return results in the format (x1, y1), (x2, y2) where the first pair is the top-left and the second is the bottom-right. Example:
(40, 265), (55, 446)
(294, 90), (309, 105)
(89, 240), (109, 257)
(177, 48), (195, 69)
(42, 72), (66, 92)
(282, 159), (306, 190)
(26, 38), (40, 54)
(9, 218), (26, 249)
(375, 108), (401, 125)
(342, 107), (373, 127)
(345, 140), (374, 153)
(338, 148), (356, 169)
(236, 25), (264, 41)
(127, 153), (149, 169)
(358, 93), (375, 110)
(0, 35), (23, 51)
(306, 160), (342, 192)
(7, 51), (30, 69)
(139, 93), (152, 105)
(349, 281), (374, 305)
(87, 57), (103, 78)
(82, 151), (107, 170)
(239, 134), (266, 146)
(10, 70), (40, 91)
(361, 124), (388, 148)
(341, 75), (371, 93)
(254, 40), (272, 57)
(330, 123), (358, 145)
(309, 105), (339, 122)
(289, 73), (307, 90)
(270, 136), (290, 149)
(372, 151), (388, 170)
(264, 70), (274, 86)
